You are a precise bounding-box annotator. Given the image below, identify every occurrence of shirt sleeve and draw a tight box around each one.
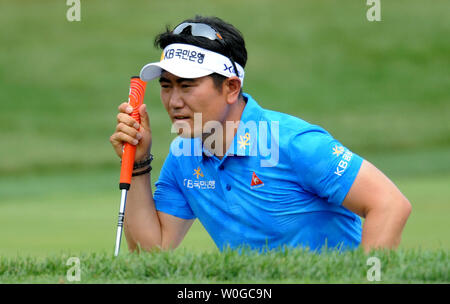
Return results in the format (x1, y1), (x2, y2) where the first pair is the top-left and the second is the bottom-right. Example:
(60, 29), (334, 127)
(153, 150), (196, 220)
(288, 127), (363, 205)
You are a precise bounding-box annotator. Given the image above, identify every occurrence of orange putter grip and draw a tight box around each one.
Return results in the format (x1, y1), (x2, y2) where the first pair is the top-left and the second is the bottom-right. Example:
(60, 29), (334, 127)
(119, 76), (147, 189)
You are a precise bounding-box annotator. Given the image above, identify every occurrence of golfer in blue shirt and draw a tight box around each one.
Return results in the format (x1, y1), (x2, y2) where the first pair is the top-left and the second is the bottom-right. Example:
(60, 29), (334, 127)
(110, 16), (411, 253)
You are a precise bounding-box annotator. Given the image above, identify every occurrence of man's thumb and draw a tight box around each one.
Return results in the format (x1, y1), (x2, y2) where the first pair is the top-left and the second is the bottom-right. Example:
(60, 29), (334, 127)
(139, 104), (150, 129)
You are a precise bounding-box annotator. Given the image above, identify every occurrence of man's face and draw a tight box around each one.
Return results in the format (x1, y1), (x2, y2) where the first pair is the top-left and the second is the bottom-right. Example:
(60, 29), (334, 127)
(159, 71), (229, 138)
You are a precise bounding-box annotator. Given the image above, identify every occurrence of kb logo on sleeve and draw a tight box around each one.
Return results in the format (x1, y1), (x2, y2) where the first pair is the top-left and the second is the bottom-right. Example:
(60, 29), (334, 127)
(332, 145), (353, 177)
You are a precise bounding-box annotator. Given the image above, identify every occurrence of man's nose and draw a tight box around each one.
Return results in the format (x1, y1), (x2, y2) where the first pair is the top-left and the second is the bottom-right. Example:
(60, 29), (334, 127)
(168, 88), (185, 109)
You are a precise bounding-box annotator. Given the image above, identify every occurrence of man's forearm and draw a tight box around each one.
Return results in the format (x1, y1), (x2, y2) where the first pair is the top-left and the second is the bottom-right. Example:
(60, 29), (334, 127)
(360, 198), (411, 252)
(123, 173), (162, 252)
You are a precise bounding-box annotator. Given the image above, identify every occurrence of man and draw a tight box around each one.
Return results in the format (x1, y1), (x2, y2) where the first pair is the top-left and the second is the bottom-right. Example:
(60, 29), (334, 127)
(110, 16), (411, 253)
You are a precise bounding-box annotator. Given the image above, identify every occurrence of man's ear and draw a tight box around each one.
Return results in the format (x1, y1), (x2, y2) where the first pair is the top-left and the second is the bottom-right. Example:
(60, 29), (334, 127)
(224, 76), (242, 104)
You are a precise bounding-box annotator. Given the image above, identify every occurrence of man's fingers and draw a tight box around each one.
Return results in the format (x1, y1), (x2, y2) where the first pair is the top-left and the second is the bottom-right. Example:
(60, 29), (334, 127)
(138, 104), (151, 130)
(118, 102), (133, 114)
(110, 131), (139, 148)
(110, 133), (124, 157)
(117, 112), (140, 130)
(112, 102), (150, 160)
(116, 122), (141, 140)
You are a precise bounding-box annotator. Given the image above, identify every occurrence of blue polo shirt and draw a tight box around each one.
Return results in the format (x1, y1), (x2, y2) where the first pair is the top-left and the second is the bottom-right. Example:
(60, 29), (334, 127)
(153, 93), (363, 252)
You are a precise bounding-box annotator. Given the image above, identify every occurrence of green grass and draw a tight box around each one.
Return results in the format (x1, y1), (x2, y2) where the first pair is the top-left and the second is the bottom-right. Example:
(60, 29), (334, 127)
(0, 248), (448, 283)
(0, 0), (449, 175)
(0, 0), (449, 283)
(0, 169), (448, 258)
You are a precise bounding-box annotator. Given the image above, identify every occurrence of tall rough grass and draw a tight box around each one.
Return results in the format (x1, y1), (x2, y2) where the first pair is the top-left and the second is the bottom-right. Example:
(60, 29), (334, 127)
(1, 248), (448, 283)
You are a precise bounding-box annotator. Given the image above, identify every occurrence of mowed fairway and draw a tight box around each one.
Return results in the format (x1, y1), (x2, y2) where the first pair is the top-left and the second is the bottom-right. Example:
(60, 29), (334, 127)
(0, 0), (449, 283)
(0, 168), (449, 257)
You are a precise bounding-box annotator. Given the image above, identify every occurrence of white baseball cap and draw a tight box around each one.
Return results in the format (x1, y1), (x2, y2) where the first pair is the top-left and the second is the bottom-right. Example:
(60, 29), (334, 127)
(140, 43), (245, 86)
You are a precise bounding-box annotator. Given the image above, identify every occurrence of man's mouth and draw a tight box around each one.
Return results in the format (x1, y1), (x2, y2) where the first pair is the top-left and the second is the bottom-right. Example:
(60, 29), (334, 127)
(173, 115), (191, 120)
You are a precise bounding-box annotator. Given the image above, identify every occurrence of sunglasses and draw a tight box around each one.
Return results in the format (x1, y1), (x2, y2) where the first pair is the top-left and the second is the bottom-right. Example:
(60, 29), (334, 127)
(172, 22), (240, 78)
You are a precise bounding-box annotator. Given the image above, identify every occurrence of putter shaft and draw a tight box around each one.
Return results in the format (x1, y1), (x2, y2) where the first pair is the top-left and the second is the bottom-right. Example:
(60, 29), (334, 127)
(114, 189), (128, 256)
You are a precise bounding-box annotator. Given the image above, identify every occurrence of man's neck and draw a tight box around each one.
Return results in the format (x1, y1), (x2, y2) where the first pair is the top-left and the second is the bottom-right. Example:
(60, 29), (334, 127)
(202, 96), (246, 160)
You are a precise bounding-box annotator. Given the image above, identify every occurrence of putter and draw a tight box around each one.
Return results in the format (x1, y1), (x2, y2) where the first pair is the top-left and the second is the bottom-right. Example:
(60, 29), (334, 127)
(114, 76), (147, 257)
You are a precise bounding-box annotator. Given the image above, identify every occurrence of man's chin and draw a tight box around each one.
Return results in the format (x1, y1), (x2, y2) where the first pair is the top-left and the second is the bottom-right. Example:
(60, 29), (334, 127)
(172, 120), (203, 138)
(177, 129), (203, 139)
(178, 132), (193, 139)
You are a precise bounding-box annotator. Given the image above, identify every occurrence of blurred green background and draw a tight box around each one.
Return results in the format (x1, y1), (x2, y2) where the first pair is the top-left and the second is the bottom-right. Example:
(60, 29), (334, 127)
(0, 0), (449, 257)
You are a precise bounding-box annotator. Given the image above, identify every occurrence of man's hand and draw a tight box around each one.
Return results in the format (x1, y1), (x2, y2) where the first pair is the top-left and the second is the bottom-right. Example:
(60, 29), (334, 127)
(110, 103), (152, 162)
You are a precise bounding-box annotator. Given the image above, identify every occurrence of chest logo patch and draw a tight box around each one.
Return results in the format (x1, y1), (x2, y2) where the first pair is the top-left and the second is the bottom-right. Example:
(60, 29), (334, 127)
(193, 166), (204, 179)
(184, 166), (215, 190)
(251, 172), (264, 188)
(238, 132), (251, 150)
